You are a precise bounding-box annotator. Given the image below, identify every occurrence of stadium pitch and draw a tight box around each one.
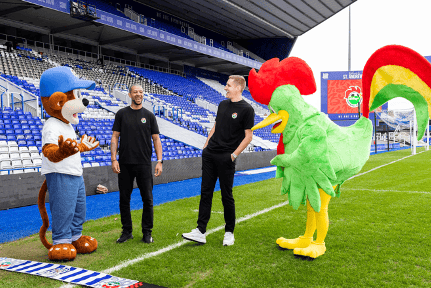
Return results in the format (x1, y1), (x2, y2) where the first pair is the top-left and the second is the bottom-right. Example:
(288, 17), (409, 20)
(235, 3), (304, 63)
(1, 148), (430, 287)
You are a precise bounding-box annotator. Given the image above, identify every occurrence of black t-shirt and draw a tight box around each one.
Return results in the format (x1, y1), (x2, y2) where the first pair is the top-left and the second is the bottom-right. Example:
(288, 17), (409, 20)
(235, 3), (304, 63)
(207, 99), (255, 153)
(112, 106), (159, 165)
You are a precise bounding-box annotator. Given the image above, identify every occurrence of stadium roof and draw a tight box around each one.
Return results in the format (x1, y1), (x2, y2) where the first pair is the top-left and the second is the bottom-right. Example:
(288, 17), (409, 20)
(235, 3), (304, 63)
(0, 0), (356, 75)
(134, 0), (357, 39)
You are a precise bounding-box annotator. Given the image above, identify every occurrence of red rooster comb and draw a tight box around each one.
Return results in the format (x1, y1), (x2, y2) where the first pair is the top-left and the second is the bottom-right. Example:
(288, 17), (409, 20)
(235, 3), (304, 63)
(248, 57), (316, 105)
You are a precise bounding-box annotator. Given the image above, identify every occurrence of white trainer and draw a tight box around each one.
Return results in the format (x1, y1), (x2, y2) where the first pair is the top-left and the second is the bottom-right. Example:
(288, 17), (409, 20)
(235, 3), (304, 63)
(182, 228), (206, 244)
(223, 232), (235, 246)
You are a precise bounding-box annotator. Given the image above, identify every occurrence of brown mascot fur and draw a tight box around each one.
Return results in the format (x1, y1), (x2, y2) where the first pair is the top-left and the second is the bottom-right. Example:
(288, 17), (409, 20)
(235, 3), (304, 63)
(37, 67), (99, 261)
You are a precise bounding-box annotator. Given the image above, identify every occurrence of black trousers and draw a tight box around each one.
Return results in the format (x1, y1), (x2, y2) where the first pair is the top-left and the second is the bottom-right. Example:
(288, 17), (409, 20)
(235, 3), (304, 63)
(197, 148), (236, 234)
(118, 164), (153, 235)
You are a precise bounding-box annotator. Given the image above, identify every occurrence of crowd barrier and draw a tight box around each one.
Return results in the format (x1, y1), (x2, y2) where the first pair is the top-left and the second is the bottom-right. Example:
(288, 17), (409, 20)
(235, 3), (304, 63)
(0, 150), (276, 210)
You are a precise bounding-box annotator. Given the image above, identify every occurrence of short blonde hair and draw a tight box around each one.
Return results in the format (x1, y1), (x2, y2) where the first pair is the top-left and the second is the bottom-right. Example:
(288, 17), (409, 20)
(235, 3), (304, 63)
(229, 75), (246, 92)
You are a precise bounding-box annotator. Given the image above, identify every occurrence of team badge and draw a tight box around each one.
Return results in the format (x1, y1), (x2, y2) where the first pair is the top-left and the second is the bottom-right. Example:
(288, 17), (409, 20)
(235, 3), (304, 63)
(141, 118), (146, 123)
(102, 281), (121, 288)
(232, 113), (237, 119)
(38, 267), (71, 277)
(344, 86), (362, 108)
(0, 261), (11, 268)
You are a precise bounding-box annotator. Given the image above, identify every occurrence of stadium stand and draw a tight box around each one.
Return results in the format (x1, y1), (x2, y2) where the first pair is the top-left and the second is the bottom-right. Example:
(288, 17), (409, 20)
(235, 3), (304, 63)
(0, 46), (277, 174)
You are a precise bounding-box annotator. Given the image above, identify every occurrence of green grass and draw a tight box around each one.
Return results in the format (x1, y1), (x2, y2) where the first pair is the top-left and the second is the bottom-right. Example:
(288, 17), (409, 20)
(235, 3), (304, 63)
(1, 148), (431, 287)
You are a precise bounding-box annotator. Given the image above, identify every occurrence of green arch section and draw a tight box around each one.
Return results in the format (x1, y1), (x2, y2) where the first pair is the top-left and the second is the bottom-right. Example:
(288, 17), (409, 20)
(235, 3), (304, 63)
(370, 84), (430, 140)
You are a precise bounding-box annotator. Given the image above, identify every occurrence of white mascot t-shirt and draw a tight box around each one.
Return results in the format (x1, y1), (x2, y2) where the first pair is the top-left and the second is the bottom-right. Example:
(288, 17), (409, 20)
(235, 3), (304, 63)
(41, 117), (83, 176)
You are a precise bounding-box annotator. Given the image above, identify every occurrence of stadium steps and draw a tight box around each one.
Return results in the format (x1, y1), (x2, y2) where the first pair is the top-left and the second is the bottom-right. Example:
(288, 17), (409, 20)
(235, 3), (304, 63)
(97, 98), (206, 149)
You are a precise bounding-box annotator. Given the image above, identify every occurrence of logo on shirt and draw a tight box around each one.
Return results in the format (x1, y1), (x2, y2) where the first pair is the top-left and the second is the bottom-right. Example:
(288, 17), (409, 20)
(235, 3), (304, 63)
(232, 113), (237, 119)
(141, 118), (146, 124)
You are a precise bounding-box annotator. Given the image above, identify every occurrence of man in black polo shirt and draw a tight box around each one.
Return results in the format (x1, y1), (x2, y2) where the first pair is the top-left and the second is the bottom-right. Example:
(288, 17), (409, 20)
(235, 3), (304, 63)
(111, 84), (163, 244)
(182, 75), (254, 246)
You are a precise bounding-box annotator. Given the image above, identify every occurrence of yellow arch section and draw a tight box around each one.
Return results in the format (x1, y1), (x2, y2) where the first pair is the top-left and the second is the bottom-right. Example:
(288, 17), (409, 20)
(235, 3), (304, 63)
(370, 65), (431, 117)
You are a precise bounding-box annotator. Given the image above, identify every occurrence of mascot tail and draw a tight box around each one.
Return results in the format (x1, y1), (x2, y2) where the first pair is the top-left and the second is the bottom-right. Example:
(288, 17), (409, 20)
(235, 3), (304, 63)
(38, 180), (53, 249)
(362, 45), (431, 140)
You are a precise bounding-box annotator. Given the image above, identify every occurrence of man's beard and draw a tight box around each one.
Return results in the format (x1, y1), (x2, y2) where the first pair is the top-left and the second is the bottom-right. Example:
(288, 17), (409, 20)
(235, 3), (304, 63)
(132, 99), (141, 106)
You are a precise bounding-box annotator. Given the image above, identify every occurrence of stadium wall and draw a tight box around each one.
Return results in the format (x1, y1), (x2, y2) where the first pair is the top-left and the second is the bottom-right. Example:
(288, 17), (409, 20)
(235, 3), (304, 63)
(0, 150), (276, 210)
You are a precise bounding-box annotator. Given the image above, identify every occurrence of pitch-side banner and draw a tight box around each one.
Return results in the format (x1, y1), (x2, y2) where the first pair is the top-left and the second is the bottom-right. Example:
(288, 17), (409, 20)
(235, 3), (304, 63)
(321, 70), (387, 120)
(0, 257), (149, 287)
(22, 0), (262, 69)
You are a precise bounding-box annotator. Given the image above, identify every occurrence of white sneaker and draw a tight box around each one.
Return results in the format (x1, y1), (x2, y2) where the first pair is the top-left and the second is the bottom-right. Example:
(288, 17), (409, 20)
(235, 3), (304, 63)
(182, 228), (206, 244)
(223, 232), (235, 246)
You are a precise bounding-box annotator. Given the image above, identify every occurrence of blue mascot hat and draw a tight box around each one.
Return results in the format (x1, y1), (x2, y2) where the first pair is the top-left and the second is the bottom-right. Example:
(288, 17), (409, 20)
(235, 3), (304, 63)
(40, 66), (95, 97)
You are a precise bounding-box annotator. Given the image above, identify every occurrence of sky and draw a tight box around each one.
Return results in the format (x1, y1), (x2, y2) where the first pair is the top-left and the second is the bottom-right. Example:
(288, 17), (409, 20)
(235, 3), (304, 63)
(289, 0), (431, 111)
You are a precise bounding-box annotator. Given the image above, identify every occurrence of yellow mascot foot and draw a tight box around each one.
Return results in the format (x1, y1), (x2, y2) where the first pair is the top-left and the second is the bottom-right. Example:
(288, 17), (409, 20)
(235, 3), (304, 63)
(48, 244), (77, 262)
(293, 241), (326, 260)
(72, 236), (98, 254)
(276, 236), (313, 250)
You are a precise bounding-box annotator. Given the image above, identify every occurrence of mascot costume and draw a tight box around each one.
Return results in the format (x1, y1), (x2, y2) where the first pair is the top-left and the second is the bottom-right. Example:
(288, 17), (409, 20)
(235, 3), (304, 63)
(249, 45), (431, 259)
(37, 66), (99, 262)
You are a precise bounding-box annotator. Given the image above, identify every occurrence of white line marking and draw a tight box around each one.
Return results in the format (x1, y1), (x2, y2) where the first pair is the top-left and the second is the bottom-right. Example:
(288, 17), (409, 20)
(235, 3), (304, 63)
(237, 166), (277, 175)
(60, 201), (289, 288)
(60, 150), (429, 287)
(346, 188), (431, 194)
(347, 150), (426, 181)
(102, 201), (289, 275)
(193, 209), (223, 214)
(64, 201), (290, 287)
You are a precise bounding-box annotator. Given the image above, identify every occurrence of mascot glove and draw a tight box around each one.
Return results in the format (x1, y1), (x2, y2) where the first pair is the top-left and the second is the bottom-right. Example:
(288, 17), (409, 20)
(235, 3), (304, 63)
(271, 154), (290, 168)
(58, 135), (79, 156)
(79, 134), (99, 152)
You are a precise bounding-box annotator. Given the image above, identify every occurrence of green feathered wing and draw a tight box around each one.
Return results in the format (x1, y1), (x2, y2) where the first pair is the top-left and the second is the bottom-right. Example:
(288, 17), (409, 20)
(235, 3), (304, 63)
(271, 113), (373, 213)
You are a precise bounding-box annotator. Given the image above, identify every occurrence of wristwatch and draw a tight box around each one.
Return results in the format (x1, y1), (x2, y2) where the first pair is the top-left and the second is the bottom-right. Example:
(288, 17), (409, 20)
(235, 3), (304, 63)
(157, 159), (163, 164)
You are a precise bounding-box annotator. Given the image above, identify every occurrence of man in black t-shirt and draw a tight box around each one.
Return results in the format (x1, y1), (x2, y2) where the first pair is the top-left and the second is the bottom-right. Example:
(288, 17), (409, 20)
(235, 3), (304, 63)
(182, 75), (254, 246)
(111, 84), (163, 244)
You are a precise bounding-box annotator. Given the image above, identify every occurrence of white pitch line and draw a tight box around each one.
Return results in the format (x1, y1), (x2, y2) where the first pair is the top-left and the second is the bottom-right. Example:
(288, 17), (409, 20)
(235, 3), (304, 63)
(60, 150), (428, 287)
(60, 201), (289, 288)
(347, 150), (426, 181)
(193, 209), (223, 214)
(347, 188), (431, 194)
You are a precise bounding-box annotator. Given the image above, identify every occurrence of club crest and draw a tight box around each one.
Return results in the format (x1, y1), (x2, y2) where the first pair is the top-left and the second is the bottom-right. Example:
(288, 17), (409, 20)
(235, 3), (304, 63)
(344, 86), (362, 108)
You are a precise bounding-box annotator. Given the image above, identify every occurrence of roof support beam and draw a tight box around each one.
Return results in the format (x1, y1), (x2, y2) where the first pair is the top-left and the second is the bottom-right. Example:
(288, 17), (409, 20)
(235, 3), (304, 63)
(169, 55), (209, 62)
(0, 5), (35, 17)
(195, 60), (231, 68)
(138, 46), (184, 55)
(216, 0), (294, 38)
(51, 21), (101, 34)
(99, 35), (148, 45)
(217, 66), (245, 73)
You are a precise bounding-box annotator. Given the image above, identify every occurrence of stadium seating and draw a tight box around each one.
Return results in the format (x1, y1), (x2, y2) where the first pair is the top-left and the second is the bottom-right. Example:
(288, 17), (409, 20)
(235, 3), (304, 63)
(0, 46), (276, 174)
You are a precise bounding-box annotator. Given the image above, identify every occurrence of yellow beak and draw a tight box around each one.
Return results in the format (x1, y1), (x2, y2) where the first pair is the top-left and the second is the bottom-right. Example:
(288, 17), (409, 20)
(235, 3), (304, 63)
(251, 110), (289, 134)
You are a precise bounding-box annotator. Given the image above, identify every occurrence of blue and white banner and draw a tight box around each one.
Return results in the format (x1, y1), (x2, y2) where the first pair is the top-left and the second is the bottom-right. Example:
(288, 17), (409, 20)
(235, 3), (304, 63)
(22, 0), (262, 69)
(0, 257), (144, 287)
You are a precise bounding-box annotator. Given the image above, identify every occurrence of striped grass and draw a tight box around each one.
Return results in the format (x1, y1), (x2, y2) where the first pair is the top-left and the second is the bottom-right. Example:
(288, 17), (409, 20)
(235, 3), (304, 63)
(1, 148), (430, 287)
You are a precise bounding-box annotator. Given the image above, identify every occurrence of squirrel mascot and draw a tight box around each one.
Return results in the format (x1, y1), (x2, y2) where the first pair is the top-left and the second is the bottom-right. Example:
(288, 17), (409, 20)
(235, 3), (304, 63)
(37, 66), (99, 262)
